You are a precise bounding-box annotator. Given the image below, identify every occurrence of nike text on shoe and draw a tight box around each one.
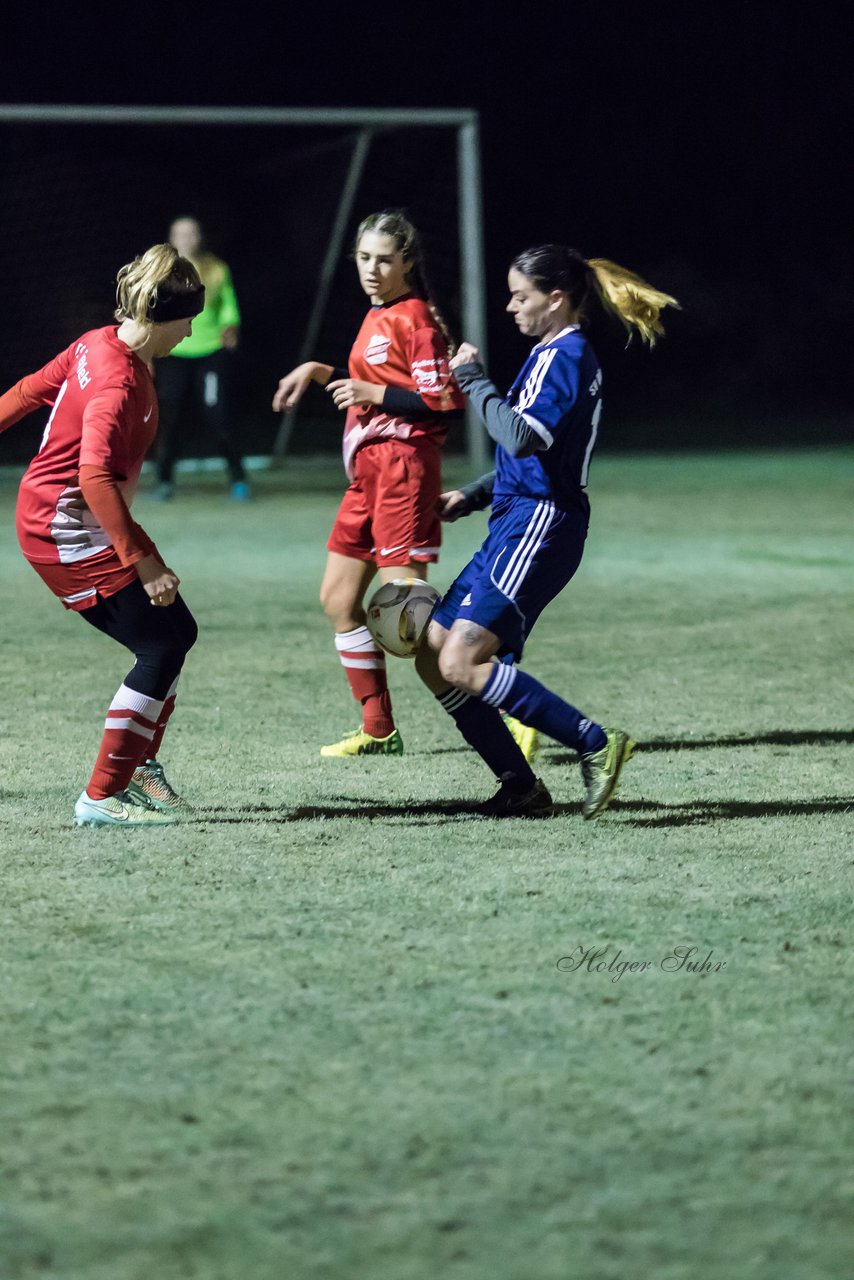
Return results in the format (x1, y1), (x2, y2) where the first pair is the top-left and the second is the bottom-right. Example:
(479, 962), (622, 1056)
(127, 760), (192, 812)
(478, 773), (554, 818)
(319, 727), (404, 758)
(580, 728), (636, 820)
(73, 788), (179, 827)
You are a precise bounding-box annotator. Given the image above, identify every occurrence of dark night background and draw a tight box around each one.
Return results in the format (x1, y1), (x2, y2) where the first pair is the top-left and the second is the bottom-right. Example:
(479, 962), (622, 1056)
(0, 3), (850, 462)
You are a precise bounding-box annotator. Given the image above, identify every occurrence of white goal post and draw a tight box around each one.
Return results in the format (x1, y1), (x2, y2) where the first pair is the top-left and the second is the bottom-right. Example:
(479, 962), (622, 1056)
(0, 104), (489, 471)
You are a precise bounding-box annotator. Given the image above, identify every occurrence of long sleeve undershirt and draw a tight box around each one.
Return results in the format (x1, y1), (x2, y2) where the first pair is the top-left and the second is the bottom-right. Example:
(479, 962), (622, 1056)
(451, 361), (544, 457)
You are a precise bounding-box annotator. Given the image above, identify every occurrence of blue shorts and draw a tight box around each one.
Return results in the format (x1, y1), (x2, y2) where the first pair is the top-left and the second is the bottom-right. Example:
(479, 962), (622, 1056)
(433, 495), (589, 660)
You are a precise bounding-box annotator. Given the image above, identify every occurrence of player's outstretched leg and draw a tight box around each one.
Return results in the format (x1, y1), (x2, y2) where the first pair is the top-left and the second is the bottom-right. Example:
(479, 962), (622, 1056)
(579, 728), (636, 820)
(482, 664), (634, 819)
(417, 627), (553, 818)
(435, 687), (553, 817)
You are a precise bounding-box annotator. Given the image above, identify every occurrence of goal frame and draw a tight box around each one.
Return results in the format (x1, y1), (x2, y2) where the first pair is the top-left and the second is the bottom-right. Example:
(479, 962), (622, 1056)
(0, 104), (489, 470)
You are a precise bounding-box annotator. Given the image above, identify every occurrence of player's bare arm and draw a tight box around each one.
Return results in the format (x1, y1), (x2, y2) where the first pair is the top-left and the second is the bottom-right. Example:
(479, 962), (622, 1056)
(272, 361), (334, 412)
(326, 379), (383, 410)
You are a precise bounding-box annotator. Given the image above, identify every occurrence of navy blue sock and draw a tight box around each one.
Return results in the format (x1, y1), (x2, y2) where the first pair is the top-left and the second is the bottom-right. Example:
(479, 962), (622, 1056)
(482, 665), (606, 755)
(437, 687), (537, 789)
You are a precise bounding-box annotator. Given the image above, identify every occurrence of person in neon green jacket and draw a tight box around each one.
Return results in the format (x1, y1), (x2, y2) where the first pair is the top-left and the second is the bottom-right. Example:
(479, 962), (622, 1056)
(153, 217), (249, 500)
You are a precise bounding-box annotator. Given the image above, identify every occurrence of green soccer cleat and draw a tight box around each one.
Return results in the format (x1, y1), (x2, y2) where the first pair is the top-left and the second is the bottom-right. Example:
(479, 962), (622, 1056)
(128, 759), (193, 812)
(319, 727), (404, 758)
(580, 727), (636, 820)
(502, 713), (541, 765)
(478, 773), (554, 818)
(73, 788), (179, 827)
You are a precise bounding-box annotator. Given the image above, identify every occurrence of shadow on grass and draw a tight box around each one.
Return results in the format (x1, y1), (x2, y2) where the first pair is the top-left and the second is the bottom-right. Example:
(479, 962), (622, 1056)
(193, 793), (852, 827)
(549, 730), (854, 761)
(611, 796), (853, 828)
(194, 796), (593, 824)
(640, 729), (854, 750)
(431, 730), (854, 763)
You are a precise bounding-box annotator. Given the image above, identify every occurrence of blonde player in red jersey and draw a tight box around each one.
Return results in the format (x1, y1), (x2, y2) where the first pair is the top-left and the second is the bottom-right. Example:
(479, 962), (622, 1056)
(273, 210), (464, 757)
(0, 245), (206, 826)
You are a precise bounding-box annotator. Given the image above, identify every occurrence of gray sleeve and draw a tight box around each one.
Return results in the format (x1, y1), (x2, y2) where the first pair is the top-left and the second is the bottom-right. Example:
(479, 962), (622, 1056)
(452, 361), (548, 457)
(458, 471), (495, 513)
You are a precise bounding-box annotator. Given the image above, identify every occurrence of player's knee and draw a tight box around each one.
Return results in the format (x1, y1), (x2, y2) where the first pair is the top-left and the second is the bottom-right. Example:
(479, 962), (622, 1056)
(319, 584), (361, 631)
(318, 581), (340, 621)
(437, 642), (476, 691)
(414, 639), (441, 686)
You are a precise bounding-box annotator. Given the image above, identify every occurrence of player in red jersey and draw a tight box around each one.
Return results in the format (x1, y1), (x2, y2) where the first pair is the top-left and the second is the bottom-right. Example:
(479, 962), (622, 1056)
(0, 245), (206, 826)
(273, 210), (464, 757)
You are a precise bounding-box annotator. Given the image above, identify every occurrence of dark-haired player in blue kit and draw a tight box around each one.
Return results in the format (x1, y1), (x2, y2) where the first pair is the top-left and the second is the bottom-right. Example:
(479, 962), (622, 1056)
(416, 244), (679, 816)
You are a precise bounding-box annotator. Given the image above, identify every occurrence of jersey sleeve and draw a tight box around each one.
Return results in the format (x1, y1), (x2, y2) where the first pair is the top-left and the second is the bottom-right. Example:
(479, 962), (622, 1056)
(78, 385), (136, 475)
(511, 347), (582, 446)
(78, 464), (152, 566)
(0, 343), (75, 434)
(406, 326), (465, 413)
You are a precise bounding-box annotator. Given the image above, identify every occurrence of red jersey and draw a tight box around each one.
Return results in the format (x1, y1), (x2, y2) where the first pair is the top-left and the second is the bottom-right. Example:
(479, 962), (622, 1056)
(0, 327), (157, 564)
(342, 294), (464, 478)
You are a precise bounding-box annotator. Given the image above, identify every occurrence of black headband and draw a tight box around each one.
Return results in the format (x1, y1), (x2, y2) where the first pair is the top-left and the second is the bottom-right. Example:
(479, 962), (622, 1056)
(147, 283), (206, 323)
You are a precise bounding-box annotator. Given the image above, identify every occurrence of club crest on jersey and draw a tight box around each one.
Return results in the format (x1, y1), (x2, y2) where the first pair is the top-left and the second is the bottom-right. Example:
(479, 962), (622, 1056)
(365, 335), (391, 365)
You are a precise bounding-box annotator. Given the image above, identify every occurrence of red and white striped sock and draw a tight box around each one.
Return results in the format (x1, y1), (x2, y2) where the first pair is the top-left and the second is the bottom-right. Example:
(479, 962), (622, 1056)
(86, 683), (165, 800)
(146, 676), (180, 762)
(334, 626), (394, 739)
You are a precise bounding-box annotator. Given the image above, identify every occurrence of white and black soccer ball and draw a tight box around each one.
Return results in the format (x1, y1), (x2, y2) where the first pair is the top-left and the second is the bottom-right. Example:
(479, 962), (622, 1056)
(366, 578), (440, 659)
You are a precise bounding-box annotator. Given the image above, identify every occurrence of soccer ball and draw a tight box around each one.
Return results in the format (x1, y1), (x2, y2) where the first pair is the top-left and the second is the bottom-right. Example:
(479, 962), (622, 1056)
(366, 578), (440, 659)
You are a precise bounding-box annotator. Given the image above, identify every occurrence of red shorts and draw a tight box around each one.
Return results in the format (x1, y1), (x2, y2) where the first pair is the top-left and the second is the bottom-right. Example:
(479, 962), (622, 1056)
(26, 547), (147, 611)
(327, 437), (442, 567)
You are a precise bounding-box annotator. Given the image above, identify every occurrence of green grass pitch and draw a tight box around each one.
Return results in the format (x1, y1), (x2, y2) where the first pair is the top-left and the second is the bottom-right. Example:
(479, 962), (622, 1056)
(0, 448), (852, 1280)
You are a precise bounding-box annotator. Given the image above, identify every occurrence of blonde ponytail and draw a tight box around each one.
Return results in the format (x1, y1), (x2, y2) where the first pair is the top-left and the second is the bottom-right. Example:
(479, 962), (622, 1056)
(115, 244), (202, 325)
(586, 258), (680, 347)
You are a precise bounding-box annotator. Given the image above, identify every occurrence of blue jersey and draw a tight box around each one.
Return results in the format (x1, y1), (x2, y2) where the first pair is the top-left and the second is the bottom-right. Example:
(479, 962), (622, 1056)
(494, 326), (603, 510)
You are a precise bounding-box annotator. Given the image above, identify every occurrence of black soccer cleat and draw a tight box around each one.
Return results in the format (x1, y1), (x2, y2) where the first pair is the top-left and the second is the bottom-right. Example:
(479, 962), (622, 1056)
(478, 773), (555, 819)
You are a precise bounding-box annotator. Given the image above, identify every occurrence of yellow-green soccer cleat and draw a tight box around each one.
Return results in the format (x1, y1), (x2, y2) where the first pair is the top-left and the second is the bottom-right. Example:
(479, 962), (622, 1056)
(502, 714), (541, 765)
(580, 727), (636, 820)
(127, 759), (193, 812)
(320, 727), (404, 758)
(73, 788), (179, 827)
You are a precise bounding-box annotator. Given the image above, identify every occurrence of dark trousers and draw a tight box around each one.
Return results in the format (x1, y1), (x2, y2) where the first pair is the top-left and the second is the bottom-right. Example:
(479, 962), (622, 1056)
(155, 349), (246, 484)
(81, 580), (199, 699)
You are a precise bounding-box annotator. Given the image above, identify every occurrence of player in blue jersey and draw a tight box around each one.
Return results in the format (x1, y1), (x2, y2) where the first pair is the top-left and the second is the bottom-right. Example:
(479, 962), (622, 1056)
(416, 244), (678, 817)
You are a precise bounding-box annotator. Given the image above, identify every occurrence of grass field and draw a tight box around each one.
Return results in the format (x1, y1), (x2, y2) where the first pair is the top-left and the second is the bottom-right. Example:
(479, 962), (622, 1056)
(1, 448), (852, 1280)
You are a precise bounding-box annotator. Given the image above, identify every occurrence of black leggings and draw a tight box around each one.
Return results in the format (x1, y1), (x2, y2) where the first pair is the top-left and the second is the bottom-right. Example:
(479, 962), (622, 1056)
(155, 349), (245, 484)
(81, 580), (198, 700)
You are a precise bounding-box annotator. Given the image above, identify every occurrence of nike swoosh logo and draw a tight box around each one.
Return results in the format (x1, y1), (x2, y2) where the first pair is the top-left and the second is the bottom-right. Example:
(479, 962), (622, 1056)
(379, 545), (407, 557)
(108, 754), (138, 762)
(143, 407), (153, 422)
